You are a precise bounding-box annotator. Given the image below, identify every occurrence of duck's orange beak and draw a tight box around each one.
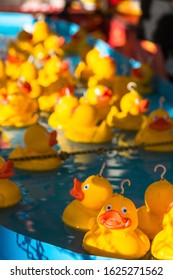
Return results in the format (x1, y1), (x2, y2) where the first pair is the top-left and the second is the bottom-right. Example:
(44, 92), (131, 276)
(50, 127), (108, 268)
(60, 60), (69, 72)
(18, 80), (32, 95)
(149, 118), (172, 131)
(0, 160), (14, 179)
(97, 88), (112, 103)
(56, 36), (65, 47)
(131, 67), (144, 79)
(98, 210), (131, 229)
(49, 130), (57, 146)
(59, 85), (74, 96)
(7, 54), (20, 64)
(138, 99), (150, 113)
(70, 178), (84, 201)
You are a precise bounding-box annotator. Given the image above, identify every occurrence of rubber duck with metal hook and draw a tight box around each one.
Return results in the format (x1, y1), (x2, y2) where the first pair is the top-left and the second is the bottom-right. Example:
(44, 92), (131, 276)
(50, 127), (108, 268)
(62, 162), (113, 231)
(106, 82), (150, 131)
(83, 179), (150, 259)
(137, 164), (173, 240)
(135, 97), (173, 151)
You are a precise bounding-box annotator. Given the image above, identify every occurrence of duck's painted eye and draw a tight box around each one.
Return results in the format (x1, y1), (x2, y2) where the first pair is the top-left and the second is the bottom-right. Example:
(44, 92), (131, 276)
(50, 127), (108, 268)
(83, 184), (89, 190)
(121, 207), (127, 214)
(135, 98), (140, 104)
(106, 204), (112, 211)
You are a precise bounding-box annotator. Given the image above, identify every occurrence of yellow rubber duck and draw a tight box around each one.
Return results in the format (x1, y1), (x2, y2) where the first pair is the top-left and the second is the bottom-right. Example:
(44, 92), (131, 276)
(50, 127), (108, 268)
(9, 123), (61, 171)
(80, 85), (114, 121)
(106, 82), (150, 131)
(32, 43), (48, 64)
(87, 53), (117, 87)
(151, 205), (173, 260)
(0, 93), (39, 128)
(135, 97), (173, 151)
(19, 61), (38, 83)
(64, 103), (114, 143)
(7, 40), (29, 66)
(137, 164), (173, 240)
(131, 63), (154, 95)
(5, 58), (22, 81)
(48, 93), (79, 129)
(62, 28), (92, 60)
(38, 56), (73, 87)
(43, 33), (65, 57)
(0, 156), (22, 208)
(75, 48), (100, 83)
(38, 74), (75, 112)
(32, 21), (51, 45)
(83, 179), (150, 259)
(62, 162), (113, 231)
(75, 47), (117, 86)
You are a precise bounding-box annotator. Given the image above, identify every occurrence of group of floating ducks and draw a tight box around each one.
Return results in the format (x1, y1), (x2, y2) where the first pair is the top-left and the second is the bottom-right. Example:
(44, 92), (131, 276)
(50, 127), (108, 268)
(62, 163), (173, 260)
(1, 19), (173, 151)
(1, 19), (173, 260)
(0, 19), (162, 146)
(0, 121), (173, 260)
(1, 140), (173, 260)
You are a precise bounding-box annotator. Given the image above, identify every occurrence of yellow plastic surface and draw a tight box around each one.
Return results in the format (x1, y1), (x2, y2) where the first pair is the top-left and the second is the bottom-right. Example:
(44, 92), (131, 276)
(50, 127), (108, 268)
(135, 108), (173, 151)
(151, 207), (173, 260)
(62, 175), (113, 231)
(107, 90), (149, 131)
(83, 193), (150, 259)
(64, 104), (113, 143)
(137, 179), (173, 240)
(9, 124), (61, 171)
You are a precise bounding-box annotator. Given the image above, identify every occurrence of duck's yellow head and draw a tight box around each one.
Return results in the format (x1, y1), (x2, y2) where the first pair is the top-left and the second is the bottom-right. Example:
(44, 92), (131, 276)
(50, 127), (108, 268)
(43, 56), (65, 75)
(44, 34), (65, 52)
(145, 164), (173, 215)
(24, 124), (57, 153)
(70, 174), (113, 210)
(19, 61), (38, 82)
(85, 85), (113, 105)
(144, 108), (172, 131)
(0, 156), (14, 179)
(32, 43), (48, 61)
(32, 21), (50, 45)
(97, 193), (138, 232)
(85, 48), (116, 79)
(120, 90), (150, 116)
(85, 48), (100, 69)
(145, 180), (173, 216)
(54, 95), (79, 119)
